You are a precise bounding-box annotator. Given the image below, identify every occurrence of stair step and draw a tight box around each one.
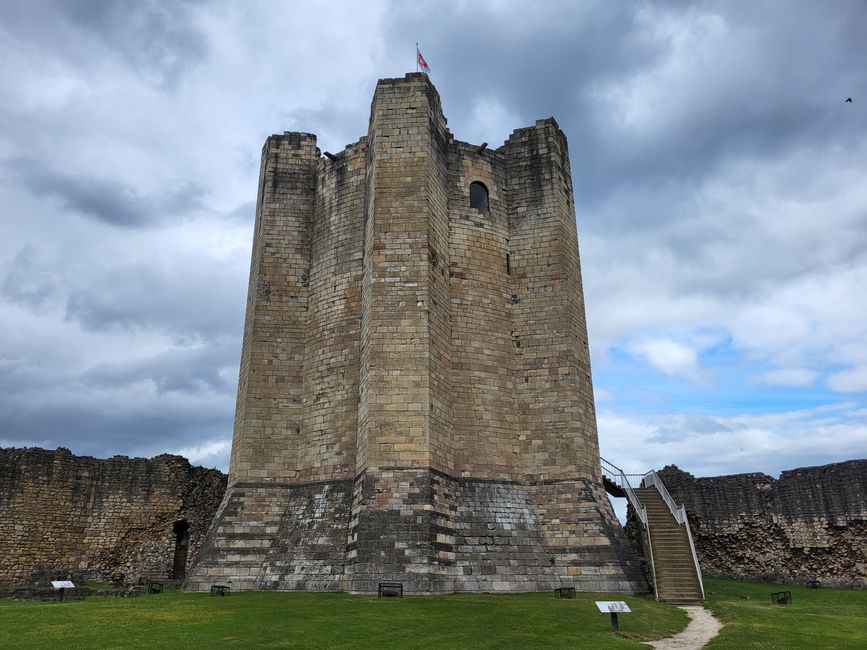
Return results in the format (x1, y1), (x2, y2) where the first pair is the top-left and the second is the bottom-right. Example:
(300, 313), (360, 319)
(649, 530), (689, 535)
(647, 522), (686, 527)
(633, 484), (704, 602)
(655, 562), (699, 568)
(654, 563), (697, 567)
(658, 589), (703, 595)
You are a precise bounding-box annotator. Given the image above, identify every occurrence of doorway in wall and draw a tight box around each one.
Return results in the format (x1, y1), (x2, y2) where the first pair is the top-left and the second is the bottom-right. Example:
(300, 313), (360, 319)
(172, 520), (190, 580)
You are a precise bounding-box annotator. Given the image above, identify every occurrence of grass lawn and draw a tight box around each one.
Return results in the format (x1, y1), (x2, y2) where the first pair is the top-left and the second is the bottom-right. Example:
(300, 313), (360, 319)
(704, 577), (867, 649)
(0, 588), (685, 649)
(1, 578), (864, 649)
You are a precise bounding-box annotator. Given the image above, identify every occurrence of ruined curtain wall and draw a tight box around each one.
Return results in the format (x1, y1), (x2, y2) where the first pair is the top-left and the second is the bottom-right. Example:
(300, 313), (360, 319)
(658, 462), (867, 588)
(0, 447), (225, 586)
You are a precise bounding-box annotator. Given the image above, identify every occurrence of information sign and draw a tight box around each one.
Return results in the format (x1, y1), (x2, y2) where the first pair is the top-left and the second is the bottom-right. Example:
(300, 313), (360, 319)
(51, 581), (75, 589)
(595, 600), (631, 613)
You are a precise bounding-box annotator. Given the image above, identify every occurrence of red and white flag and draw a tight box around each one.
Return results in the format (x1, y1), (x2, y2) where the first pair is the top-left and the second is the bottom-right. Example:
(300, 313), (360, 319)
(417, 47), (430, 73)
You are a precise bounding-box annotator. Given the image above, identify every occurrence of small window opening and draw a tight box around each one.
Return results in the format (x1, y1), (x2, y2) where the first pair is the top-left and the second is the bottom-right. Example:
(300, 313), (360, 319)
(469, 181), (489, 211)
(506, 253), (511, 275)
(172, 520), (190, 580)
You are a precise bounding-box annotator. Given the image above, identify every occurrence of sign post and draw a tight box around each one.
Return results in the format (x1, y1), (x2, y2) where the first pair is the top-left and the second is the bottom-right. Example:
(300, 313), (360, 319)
(595, 601), (631, 632)
(51, 580), (75, 602)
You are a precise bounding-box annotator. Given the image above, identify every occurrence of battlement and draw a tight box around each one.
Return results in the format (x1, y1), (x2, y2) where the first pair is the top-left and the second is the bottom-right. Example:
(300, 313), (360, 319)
(372, 72), (444, 107)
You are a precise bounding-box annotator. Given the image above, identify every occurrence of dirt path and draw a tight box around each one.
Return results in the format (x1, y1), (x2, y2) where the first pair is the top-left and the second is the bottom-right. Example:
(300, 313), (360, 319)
(645, 606), (723, 649)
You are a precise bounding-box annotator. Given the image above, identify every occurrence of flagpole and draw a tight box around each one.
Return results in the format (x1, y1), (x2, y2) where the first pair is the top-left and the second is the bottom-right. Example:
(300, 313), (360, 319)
(416, 42), (419, 72)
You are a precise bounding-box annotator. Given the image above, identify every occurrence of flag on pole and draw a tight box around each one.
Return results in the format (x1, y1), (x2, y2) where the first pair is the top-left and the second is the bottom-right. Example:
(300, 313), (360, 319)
(417, 46), (430, 73)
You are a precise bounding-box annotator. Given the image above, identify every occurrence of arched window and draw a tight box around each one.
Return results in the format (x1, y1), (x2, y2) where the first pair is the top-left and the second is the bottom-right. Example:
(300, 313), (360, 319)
(469, 181), (489, 211)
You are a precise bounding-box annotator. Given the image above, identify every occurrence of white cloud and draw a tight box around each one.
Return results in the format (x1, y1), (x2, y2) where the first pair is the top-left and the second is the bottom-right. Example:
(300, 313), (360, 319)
(629, 338), (709, 385)
(751, 368), (817, 388)
(594, 387), (614, 402)
(827, 366), (867, 393)
(168, 438), (231, 470)
(598, 402), (867, 479)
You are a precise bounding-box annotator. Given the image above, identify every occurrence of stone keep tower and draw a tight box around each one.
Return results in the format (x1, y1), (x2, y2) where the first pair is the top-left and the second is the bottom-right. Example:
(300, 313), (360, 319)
(186, 74), (645, 594)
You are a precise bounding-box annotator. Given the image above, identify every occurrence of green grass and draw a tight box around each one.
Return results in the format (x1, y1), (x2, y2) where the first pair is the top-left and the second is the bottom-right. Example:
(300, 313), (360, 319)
(0, 588), (685, 649)
(704, 577), (867, 649)
(1, 578), (863, 649)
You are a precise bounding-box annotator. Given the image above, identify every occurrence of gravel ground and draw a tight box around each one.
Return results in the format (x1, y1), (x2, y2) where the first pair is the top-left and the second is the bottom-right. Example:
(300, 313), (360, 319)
(645, 606), (723, 649)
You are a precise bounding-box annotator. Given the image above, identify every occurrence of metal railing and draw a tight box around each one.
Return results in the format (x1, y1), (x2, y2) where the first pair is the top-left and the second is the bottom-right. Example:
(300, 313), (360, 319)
(641, 470), (705, 600)
(601, 458), (645, 491)
(642, 472), (686, 523)
(600, 458), (658, 601)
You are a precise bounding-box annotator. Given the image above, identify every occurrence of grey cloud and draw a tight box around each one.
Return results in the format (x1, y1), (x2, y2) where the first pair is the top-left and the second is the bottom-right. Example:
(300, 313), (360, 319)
(0, 340), (237, 459)
(383, 1), (867, 208)
(0, 399), (230, 459)
(288, 104), (391, 155)
(64, 260), (246, 339)
(8, 157), (205, 228)
(1, 246), (59, 309)
(650, 415), (734, 443)
(0, 0), (209, 89)
(0, 357), (59, 395)
(80, 342), (237, 395)
(226, 201), (255, 223)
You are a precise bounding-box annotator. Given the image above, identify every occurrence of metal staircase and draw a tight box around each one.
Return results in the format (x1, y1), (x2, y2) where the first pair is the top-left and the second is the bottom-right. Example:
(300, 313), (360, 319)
(601, 459), (704, 604)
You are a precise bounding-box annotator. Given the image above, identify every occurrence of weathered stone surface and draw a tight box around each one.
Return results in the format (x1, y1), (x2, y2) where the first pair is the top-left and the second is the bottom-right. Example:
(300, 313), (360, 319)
(0, 447), (225, 586)
(185, 480), (352, 592)
(186, 73), (647, 594)
(648, 461), (867, 588)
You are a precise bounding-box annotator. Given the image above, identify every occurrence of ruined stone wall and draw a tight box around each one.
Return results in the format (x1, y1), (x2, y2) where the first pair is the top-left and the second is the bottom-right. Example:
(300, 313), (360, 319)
(0, 447), (225, 586)
(657, 461), (867, 588)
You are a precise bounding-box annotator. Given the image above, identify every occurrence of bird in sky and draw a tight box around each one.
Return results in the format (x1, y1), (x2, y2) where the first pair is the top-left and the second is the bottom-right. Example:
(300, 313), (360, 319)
(845, 97), (853, 103)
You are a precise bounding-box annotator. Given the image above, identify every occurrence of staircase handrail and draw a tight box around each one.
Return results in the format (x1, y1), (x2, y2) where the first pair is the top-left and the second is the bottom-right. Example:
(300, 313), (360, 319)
(600, 458), (645, 525)
(642, 470), (705, 600)
(642, 471), (685, 523)
(600, 458), (658, 600)
(683, 509), (705, 599)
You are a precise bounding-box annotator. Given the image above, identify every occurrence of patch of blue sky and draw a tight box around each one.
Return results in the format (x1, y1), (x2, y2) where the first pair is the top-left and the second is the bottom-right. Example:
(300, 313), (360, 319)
(595, 340), (855, 417)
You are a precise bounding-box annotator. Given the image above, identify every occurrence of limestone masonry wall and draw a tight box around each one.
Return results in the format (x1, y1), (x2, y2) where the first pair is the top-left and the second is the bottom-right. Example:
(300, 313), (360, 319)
(0, 447), (225, 586)
(186, 73), (646, 594)
(657, 461), (867, 588)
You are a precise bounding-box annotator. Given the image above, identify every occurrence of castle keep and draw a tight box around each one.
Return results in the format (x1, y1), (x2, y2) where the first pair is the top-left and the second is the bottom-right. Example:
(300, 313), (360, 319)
(185, 74), (645, 594)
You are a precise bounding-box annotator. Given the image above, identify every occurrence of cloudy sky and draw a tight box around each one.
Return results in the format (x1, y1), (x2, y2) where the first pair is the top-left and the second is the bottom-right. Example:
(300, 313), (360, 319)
(2, 0), (866, 481)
